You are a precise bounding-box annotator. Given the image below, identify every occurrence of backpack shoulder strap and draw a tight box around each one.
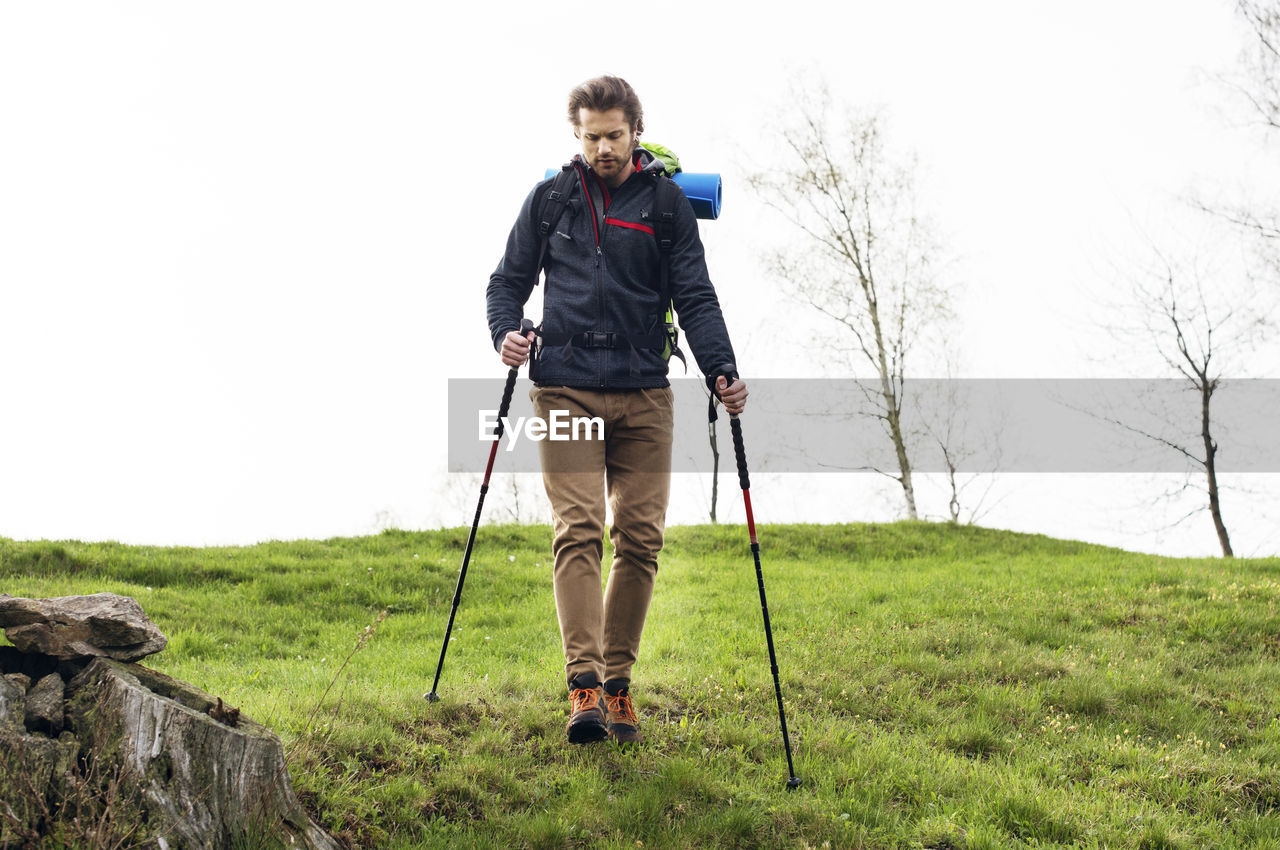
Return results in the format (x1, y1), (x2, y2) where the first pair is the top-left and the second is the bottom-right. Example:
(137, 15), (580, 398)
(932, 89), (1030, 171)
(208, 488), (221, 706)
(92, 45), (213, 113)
(652, 175), (678, 308)
(650, 175), (687, 370)
(533, 164), (578, 287)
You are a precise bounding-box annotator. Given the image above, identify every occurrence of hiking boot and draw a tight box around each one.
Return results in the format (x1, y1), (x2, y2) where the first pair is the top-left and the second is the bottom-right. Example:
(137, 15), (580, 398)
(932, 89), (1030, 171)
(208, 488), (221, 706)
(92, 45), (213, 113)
(604, 679), (642, 745)
(566, 673), (608, 744)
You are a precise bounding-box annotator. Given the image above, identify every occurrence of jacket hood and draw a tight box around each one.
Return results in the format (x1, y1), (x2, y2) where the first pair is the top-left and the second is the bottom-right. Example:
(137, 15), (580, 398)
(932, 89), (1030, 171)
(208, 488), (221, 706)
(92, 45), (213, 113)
(569, 147), (666, 179)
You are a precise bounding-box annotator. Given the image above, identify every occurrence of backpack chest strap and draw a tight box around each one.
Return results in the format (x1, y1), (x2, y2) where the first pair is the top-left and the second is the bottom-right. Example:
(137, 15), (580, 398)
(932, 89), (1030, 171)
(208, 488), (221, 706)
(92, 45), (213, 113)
(539, 330), (666, 350)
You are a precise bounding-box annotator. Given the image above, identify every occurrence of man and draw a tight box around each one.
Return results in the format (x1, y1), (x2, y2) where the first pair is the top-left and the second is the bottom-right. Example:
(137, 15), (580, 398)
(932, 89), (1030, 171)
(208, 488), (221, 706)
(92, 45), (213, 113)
(486, 75), (747, 745)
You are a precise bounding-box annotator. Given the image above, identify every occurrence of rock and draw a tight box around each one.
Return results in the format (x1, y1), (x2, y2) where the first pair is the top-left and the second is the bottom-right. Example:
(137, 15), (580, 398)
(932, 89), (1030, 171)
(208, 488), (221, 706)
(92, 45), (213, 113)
(0, 592), (167, 661)
(0, 674), (24, 731)
(5, 672), (33, 692)
(66, 658), (340, 850)
(0, 593), (43, 625)
(25, 672), (65, 735)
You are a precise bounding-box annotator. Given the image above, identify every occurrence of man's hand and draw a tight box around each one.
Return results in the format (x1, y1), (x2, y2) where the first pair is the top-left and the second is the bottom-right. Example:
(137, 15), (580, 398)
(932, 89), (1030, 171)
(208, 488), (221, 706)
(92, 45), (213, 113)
(715, 376), (748, 415)
(500, 328), (536, 368)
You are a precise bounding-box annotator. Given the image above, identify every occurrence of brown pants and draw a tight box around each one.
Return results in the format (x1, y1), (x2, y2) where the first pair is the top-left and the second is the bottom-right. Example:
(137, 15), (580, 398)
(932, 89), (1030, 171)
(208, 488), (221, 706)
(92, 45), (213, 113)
(531, 386), (674, 686)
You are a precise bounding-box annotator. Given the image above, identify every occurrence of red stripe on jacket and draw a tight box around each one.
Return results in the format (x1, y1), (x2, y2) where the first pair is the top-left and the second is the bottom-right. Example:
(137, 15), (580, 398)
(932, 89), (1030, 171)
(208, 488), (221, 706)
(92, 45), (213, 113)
(605, 218), (655, 235)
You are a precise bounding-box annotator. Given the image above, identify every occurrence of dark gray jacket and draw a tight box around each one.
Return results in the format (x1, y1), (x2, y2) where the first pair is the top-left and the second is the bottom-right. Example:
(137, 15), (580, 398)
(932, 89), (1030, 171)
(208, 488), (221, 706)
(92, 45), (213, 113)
(486, 151), (736, 388)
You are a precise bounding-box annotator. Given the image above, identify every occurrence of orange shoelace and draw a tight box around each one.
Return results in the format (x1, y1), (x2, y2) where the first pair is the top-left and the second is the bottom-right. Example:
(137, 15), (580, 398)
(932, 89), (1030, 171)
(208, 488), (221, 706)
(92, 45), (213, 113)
(604, 692), (637, 725)
(570, 687), (602, 713)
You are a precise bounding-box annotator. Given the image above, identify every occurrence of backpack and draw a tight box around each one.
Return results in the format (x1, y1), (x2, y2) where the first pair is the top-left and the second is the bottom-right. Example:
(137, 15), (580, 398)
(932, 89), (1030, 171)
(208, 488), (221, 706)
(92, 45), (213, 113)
(531, 150), (687, 370)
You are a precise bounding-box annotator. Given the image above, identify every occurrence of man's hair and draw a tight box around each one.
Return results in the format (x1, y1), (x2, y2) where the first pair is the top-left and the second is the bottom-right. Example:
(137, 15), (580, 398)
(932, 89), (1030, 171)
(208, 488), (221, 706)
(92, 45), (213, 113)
(567, 75), (645, 135)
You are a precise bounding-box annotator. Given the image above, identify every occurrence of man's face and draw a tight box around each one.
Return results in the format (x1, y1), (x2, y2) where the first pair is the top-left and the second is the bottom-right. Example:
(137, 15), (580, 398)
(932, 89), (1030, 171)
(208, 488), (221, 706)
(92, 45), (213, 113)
(575, 107), (637, 188)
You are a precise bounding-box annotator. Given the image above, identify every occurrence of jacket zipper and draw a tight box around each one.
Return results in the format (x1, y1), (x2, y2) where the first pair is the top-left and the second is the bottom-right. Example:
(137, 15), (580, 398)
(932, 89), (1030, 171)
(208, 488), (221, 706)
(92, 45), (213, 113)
(595, 178), (617, 387)
(578, 165), (609, 386)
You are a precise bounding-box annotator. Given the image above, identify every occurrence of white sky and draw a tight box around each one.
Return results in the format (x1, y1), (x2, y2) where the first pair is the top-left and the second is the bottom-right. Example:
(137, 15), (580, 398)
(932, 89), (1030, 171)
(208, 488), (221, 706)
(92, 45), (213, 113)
(1, 1), (1275, 555)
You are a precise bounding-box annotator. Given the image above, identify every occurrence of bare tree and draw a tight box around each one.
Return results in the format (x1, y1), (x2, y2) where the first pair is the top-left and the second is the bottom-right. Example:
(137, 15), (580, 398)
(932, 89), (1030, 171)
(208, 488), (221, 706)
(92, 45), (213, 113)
(1200, 2), (1280, 271)
(913, 365), (1006, 526)
(747, 83), (950, 520)
(1236, 0), (1280, 133)
(1237, 0), (1280, 278)
(438, 471), (547, 527)
(1104, 237), (1275, 558)
(1142, 268), (1232, 556)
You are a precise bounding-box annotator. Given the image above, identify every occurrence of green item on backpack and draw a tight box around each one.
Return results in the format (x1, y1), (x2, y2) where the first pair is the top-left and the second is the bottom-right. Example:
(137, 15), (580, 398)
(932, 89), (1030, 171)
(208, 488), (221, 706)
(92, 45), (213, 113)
(639, 142), (682, 177)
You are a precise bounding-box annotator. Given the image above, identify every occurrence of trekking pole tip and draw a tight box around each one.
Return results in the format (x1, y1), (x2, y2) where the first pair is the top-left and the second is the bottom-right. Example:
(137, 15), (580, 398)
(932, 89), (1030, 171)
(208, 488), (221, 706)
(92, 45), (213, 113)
(786, 776), (802, 791)
(423, 691), (441, 703)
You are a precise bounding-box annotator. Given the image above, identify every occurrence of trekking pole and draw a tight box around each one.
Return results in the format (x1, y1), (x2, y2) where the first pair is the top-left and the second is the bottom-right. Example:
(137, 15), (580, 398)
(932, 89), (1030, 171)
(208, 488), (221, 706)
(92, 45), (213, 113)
(715, 366), (802, 790)
(425, 319), (534, 702)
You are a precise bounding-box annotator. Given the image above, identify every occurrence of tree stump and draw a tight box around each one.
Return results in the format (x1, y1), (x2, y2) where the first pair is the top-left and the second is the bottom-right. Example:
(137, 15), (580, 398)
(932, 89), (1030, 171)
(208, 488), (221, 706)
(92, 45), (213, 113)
(1, 593), (339, 848)
(59, 657), (340, 849)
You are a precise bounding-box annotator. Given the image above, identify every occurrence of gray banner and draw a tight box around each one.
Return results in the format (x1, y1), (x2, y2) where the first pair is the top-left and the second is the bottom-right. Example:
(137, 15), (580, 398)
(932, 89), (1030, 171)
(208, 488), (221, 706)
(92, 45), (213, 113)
(447, 378), (1280, 473)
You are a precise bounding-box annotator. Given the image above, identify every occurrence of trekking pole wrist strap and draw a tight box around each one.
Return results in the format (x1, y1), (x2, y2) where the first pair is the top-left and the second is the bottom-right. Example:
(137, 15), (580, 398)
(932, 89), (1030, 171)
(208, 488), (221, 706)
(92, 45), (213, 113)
(707, 365), (738, 396)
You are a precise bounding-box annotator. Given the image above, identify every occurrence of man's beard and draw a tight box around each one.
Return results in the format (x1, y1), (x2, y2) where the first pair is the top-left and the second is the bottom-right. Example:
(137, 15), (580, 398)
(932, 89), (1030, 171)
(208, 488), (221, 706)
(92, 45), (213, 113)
(593, 141), (636, 174)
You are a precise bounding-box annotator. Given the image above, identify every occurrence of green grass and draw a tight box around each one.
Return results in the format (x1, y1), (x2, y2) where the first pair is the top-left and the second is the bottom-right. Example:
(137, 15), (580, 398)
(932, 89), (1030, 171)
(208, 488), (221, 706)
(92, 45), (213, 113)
(3, 522), (1280, 848)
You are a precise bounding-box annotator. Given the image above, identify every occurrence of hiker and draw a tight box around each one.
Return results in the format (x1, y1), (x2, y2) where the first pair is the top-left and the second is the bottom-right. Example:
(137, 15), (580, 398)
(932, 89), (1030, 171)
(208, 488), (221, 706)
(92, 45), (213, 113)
(486, 75), (747, 745)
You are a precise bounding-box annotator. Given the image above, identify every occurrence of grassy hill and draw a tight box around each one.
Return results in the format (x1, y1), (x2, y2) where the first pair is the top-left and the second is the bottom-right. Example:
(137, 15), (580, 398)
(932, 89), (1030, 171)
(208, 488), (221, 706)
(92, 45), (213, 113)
(2, 523), (1279, 848)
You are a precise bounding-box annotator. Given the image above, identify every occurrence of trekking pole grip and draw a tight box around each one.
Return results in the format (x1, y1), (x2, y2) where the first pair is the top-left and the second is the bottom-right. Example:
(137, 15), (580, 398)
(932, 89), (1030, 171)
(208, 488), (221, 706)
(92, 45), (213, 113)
(496, 370), (517, 438)
(713, 365), (749, 491)
(495, 319), (535, 439)
(730, 416), (749, 491)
